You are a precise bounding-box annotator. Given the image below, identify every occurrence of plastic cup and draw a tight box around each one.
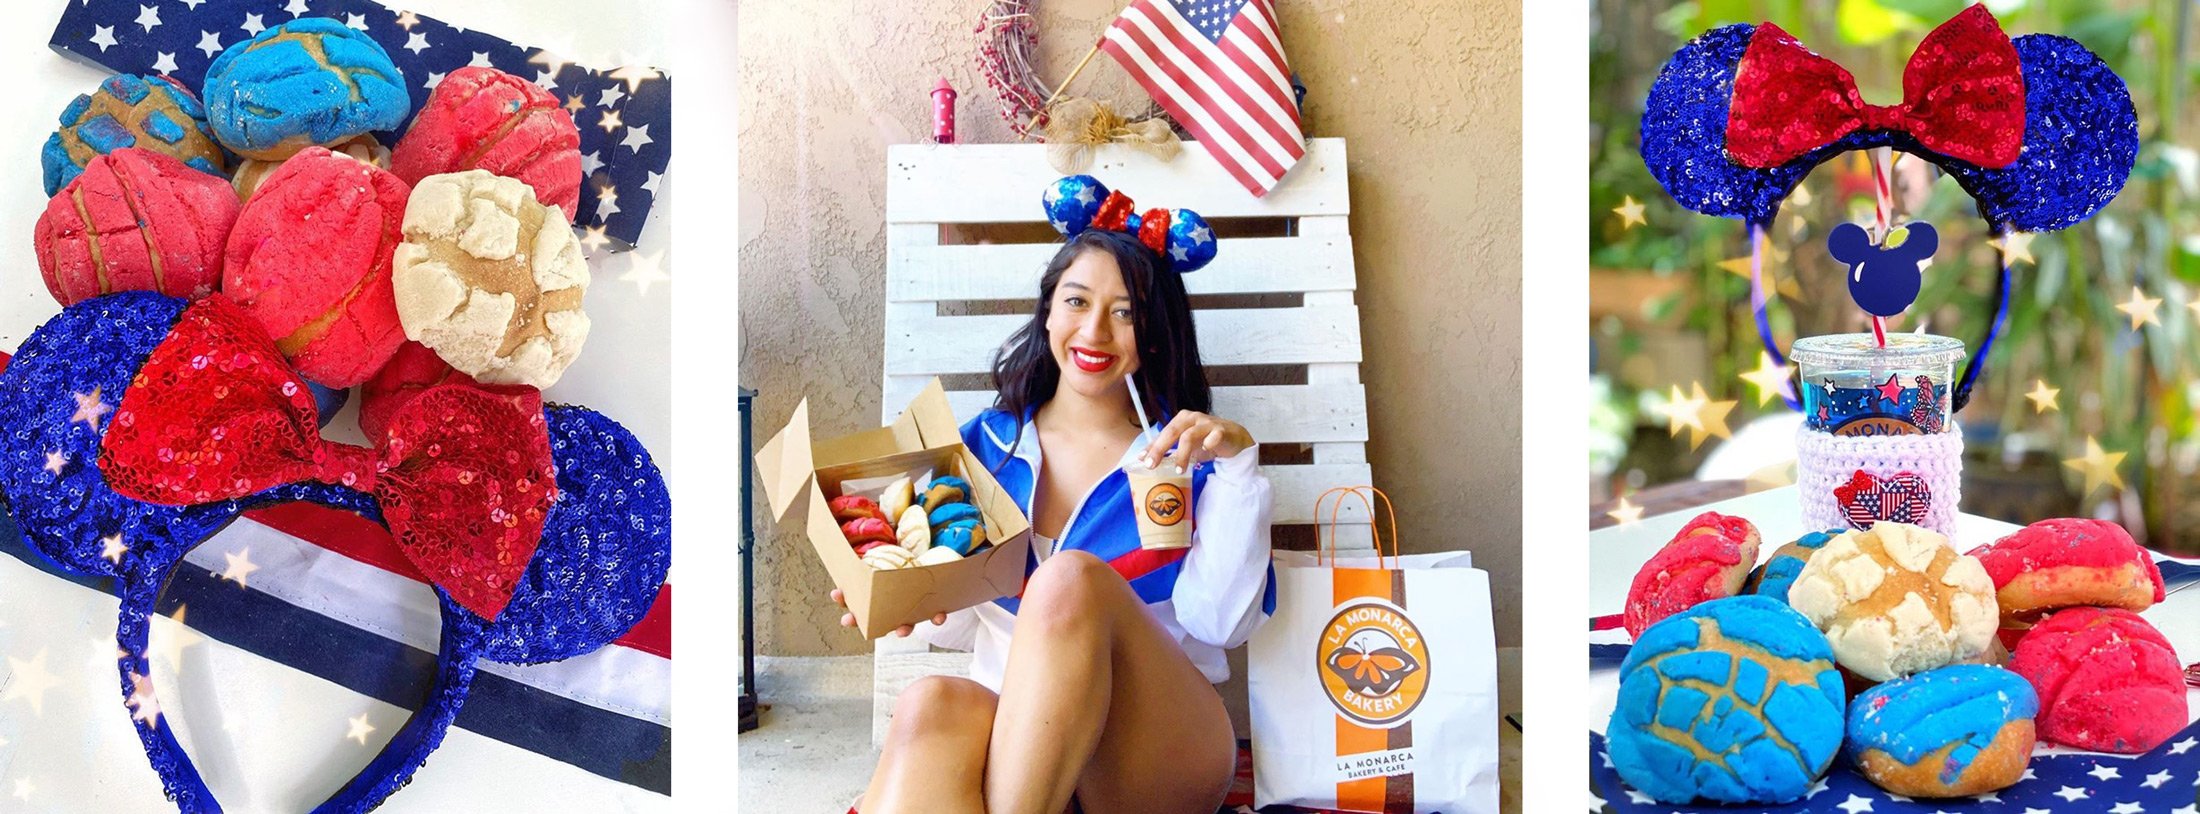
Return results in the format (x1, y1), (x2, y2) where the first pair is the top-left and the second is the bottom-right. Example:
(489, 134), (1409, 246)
(1125, 463), (1192, 550)
(1790, 333), (1965, 437)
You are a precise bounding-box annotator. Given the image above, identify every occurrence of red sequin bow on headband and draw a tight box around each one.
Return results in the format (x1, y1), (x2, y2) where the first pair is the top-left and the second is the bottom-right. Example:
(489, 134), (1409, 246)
(99, 297), (556, 620)
(1726, 4), (2024, 169)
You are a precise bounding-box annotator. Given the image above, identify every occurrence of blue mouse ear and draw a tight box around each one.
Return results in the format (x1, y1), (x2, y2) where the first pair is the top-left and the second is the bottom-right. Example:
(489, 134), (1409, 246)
(1043, 175), (1110, 238)
(0, 293), (199, 577)
(1164, 208), (1217, 273)
(1941, 35), (2138, 232)
(1641, 23), (1802, 227)
(1826, 222), (1874, 265)
(1896, 221), (1938, 258)
(475, 405), (670, 665)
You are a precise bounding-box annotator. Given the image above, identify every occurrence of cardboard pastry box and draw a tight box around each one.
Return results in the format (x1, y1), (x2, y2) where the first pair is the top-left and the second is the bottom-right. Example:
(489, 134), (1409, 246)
(756, 379), (1031, 638)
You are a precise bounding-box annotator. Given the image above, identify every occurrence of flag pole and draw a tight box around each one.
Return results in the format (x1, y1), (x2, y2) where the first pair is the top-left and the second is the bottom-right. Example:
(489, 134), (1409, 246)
(1019, 38), (1105, 142)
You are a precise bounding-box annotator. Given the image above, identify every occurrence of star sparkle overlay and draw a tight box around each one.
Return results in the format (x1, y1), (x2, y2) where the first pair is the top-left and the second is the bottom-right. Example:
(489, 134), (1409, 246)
(50, 0), (670, 247)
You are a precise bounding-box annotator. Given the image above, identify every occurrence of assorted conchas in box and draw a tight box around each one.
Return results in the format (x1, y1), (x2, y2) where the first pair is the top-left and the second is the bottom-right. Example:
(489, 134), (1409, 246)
(1603, 5), (2194, 810)
(0, 11), (670, 813)
(756, 379), (1032, 639)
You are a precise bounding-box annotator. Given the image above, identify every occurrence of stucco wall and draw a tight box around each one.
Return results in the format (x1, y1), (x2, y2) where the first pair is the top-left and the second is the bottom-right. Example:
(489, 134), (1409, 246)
(739, 0), (1522, 655)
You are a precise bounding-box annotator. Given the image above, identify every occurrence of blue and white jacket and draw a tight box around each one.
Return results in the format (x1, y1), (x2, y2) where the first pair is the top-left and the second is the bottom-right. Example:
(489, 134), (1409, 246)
(916, 407), (1277, 691)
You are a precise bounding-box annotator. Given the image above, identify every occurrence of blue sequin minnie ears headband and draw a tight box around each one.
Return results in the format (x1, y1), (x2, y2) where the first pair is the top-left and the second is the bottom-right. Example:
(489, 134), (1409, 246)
(0, 293), (670, 813)
(1640, 4), (2139, 409)
(1041, 175), (1218, 273)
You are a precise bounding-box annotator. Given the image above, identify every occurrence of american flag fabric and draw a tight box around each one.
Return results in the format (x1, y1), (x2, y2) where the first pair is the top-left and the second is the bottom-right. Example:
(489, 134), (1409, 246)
(49, 0), (670, 247)
(1102, 0), (1305, 198)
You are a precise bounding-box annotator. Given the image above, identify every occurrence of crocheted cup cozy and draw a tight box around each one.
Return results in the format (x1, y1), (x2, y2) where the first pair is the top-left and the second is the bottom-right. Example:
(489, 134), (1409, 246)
(1796, 425), (1962, 538)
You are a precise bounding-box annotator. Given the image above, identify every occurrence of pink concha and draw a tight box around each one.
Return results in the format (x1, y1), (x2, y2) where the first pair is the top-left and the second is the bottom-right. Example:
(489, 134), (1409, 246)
(34, 148), (238, 305)
(390, 66), (582, 220)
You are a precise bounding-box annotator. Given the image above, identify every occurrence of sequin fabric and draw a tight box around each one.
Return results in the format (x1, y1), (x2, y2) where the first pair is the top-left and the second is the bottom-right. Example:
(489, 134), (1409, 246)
(99, 296), (556, 620)
(0, 292), (378, 810)
(476, 404), (671, 664)
(1642, 16), (2136, 232)
(1727, 7), (2022, 169)
(308, 405), (669, 813)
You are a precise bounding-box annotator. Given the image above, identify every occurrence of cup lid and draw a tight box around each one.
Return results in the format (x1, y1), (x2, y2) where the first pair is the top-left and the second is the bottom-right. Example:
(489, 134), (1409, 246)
(1788, 333), (1966, 371)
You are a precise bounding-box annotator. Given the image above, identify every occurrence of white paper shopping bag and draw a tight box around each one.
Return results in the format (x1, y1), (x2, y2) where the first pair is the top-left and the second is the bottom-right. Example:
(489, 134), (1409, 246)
(1249, 487), (1500, 814)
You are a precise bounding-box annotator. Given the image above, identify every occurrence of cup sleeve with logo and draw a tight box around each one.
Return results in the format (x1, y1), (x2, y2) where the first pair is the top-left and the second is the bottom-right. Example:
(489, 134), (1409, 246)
(1173, 444), (1274, 648)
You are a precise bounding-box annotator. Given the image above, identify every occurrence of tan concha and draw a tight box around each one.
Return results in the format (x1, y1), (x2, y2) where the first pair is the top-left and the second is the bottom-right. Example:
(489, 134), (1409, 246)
(392, 169), (589, 390)
(1788, 523), (1998, 682)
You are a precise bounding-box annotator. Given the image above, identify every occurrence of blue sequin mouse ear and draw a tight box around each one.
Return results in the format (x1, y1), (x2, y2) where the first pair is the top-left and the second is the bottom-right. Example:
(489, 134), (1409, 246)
(318, 403), (671, 813)
(0, 292), (356, 580)
(1641, 19), (2138, 232)
(1041, 175), (1218, 274)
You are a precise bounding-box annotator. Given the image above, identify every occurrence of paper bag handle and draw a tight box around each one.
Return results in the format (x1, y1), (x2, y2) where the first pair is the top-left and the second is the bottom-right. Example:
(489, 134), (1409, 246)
(1313, 485), (1398, 568)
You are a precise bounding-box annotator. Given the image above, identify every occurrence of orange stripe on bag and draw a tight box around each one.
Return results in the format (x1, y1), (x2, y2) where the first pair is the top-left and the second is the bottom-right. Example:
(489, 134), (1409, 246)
(1316, 487), (1416, 813)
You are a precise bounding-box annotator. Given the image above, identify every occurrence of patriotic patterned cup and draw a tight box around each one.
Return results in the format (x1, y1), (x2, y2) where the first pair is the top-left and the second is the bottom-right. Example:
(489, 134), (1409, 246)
(1791, 333), (1965, 437)
(1791, 334), (1966, 537)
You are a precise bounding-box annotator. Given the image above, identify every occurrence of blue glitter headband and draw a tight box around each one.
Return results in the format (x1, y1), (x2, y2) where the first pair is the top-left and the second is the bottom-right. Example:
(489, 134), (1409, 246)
(1641, 20), (2138, 232)
(0, 292), (671, 813)
(1641, 13), (2137, 412)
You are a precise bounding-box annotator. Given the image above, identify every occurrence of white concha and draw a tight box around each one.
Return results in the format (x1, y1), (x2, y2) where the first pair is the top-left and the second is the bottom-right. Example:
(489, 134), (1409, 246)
(391, 169), (589, 390)
(1787, 523), (1999, 681)
(896, 508), (930, 553)
(914, 546), (963, 566)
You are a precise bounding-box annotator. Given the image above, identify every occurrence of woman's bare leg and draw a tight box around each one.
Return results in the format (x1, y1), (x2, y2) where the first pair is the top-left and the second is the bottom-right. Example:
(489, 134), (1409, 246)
(862, 676), (999, 814)
(984, 551), (1237, 814)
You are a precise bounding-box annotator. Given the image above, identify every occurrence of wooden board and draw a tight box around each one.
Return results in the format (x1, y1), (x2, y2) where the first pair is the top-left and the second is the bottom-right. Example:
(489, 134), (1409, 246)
(887, 235), (1357, 301)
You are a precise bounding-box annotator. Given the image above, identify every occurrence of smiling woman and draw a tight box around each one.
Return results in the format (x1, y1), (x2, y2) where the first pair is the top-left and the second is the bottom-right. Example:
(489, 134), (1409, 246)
(836, 200), (1270, 813)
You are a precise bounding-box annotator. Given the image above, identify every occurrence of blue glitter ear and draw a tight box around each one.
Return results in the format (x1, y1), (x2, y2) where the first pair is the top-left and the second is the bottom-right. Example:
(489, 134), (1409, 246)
(0, 293), (364, 581)
(1941, 35), (2139, 232)
(1640, 24), (1791, 226)
(475, 404), (671, 664)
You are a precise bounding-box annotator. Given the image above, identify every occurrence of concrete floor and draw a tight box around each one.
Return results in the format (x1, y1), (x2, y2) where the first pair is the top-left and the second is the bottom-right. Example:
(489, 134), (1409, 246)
(739, 651), (1523, 813)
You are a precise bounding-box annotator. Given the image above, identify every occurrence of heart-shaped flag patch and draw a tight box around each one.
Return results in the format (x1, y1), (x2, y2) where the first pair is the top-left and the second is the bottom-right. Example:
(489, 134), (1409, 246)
(1833, 470), (1932, 530)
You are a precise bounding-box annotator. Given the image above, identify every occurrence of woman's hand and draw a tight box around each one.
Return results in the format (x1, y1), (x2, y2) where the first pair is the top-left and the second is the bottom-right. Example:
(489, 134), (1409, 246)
(833, 588), (947, 638)
(1141, 411), (1254, 472)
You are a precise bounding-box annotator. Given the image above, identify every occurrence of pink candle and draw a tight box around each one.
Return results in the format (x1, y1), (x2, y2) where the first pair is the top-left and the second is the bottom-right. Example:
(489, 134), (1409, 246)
(932, 78), (957, 144)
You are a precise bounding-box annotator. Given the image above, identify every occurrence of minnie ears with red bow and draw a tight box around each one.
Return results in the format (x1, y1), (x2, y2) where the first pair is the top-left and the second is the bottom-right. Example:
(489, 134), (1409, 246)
(1042, 175), (1218, 273)
(1642, 4), (2138, 233)
(0, 292), (670, 812)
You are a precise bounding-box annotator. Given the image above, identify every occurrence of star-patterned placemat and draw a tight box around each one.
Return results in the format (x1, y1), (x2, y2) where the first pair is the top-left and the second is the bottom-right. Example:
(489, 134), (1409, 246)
(1591, 726), (2200, 814)
(49, 0), (668, 248)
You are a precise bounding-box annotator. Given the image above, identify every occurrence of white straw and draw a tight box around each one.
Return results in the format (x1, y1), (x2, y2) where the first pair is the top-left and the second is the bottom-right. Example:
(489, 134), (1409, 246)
(1126, 373), (1159, 460)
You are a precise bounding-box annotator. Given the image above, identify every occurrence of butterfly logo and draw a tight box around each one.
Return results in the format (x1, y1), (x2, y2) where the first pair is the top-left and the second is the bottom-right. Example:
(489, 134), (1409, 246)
(1143, 482), (1186, 526)
(1324, 631), (1422, 697)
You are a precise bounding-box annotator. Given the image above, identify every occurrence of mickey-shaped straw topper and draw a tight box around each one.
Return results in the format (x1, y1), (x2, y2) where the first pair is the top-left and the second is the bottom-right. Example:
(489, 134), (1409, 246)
(1641, 4), (2138, 409)
(1042, 175), (1217, 273)
(1829, 221), (1937, 318)
(0, 292), (669, 813)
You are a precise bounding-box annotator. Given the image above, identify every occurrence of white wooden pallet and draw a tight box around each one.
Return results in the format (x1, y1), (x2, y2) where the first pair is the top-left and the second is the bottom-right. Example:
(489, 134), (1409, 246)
(873, 138), (1370, 744)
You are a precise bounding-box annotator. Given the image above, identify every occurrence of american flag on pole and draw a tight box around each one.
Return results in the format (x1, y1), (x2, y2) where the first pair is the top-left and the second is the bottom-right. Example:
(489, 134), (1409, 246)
(1102, 0), (1305, 197)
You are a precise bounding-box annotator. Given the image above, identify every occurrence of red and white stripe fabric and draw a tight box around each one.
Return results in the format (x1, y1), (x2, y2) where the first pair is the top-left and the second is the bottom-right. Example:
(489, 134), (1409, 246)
(1102, 0), (1306, 197)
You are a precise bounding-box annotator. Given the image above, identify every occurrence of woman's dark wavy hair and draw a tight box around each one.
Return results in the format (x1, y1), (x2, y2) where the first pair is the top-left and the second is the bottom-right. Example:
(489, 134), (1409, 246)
(991, 228), (1210, 427)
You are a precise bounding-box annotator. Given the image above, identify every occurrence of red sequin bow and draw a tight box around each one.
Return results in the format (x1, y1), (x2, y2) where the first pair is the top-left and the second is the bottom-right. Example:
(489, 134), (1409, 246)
(1726, 4), (2024, 169)
(1091, 190), (1175, 256)
(99, 297), (557, 620)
